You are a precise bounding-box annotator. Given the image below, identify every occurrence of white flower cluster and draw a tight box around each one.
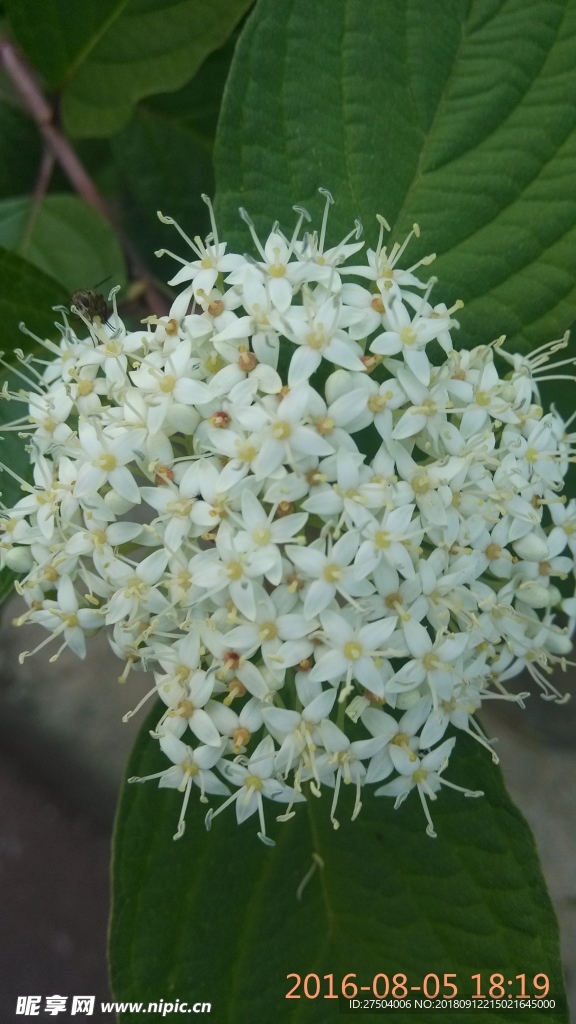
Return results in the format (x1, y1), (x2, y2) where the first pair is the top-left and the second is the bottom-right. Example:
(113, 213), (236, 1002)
(2, 191), (575, 844)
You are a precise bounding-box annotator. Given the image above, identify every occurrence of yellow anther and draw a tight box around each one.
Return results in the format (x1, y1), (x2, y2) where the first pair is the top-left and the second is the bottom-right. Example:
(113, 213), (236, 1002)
(343, 641), (362, 661)
(159, 374), (176, 393)
(272, 420), (291, 440)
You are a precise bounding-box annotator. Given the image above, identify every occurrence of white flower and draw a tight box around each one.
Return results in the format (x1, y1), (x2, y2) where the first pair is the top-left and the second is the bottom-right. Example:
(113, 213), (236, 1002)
(129, 339), (213, 433)
(387, 630), (470, 704)
(327, 371), (407, 438)
(227, 210), (309, 311)
(224, 585), (318, 676)
(282, 294), (365, 383)
(206, 736), (305, 845)
(377, 735), (483, 837)
(262, 683), (337, 778)
(74, 423), (146, 504)
(235, 386), (334, 479)
(369, 293), (455, 385)
(5, 193), (575, 843)
(160, 200), (245, 300)
(310, 609), (398, 698)
(25, 574), (102, 660)
(233, 490), (308, 585)
(307, 718), (386, 828)
(189, 520), (275, 620)
(129, 732), (229, 839)
(104, 549), (169, 624)
(353, 504), (420, 579)
(286, 531), (367, 617)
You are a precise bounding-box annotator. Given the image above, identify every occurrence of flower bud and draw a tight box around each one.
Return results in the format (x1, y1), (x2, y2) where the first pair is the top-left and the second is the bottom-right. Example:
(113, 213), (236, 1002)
(512, 533), (549, 562)
(397, 688), (422, 710)
(516, 581), (551, 608)
(5, 547), (33, 572)
(104, 491), (136, 515)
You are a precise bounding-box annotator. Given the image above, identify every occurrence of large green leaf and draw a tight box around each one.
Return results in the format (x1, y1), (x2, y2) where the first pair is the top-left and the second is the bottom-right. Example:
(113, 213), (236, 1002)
(215, 0), (576, 354)
(0, 248), (67, 358)
(110, 705), (567, 1023)
(0, 104), (42, 199)
(6, 0), (253, 139)
(0, 194), (126, 294)
(110, 35), (235, 260)
(5, 0), (125, 89)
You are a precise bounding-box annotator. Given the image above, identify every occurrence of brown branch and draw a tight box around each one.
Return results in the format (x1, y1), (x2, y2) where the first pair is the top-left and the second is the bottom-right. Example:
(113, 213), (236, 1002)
(20, 148), (55, 253)
(0, 35), (170, 317)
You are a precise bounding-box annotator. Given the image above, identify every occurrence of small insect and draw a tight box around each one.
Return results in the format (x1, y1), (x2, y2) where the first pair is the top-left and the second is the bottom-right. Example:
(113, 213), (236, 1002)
(70, 288), (108, 323)
(70, 276), (112, 323)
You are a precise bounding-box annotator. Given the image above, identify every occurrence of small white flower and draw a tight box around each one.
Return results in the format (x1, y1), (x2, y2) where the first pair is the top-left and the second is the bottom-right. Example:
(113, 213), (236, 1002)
(129, 732), (229, 839)
(310, 609), (398, 698)
(206, 735), (305, 845)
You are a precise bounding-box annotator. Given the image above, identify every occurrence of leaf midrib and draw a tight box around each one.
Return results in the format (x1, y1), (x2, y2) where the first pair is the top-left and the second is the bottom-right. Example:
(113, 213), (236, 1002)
(56, 0), (130, 90)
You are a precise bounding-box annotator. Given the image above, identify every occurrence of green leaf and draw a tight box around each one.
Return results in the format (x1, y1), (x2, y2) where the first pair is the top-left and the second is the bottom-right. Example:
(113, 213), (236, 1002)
(0, 254), (66, 483)
(214, 0), (576, 354)
(40, 0), (253, 140)
(0, 194), (126, 294)
(0, 567), (18, 607)
(0, 103), (42, 199)
(0, 247), (67, 358)
(110, 35), (235, 259)
(111, 706), (567, 1023)
(5, 0), (125, 89)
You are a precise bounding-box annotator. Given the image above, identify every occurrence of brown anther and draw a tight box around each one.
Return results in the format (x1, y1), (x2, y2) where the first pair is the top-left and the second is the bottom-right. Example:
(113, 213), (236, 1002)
(365, 690), (387, 704)
(360, 354), (382, 373)
(155, 464), (175, 483)
(305, 468), (325, 487)
(539, 561), (552, 577)
(210, 410), (231, 429)
(286, 573), (304, 591)
(276, 500), (295, 517)
(531, 494), (542, 509)
(316, 416), (335, 435)
(298, 658), (313, 672)
(279, 385), (290, 398)
(207, 299), (225, 318)
(223, 651), (241, 672)
(232, 727), (250, 752)
(385, 592), (402, 610)
(176, 699), (194, 718)
(370, 295), (385, 313)
(486, 543), (502, 561)
(238, 350), (257, 372)
(165, 318), (179, 336)
(224, 678), (247, 704)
